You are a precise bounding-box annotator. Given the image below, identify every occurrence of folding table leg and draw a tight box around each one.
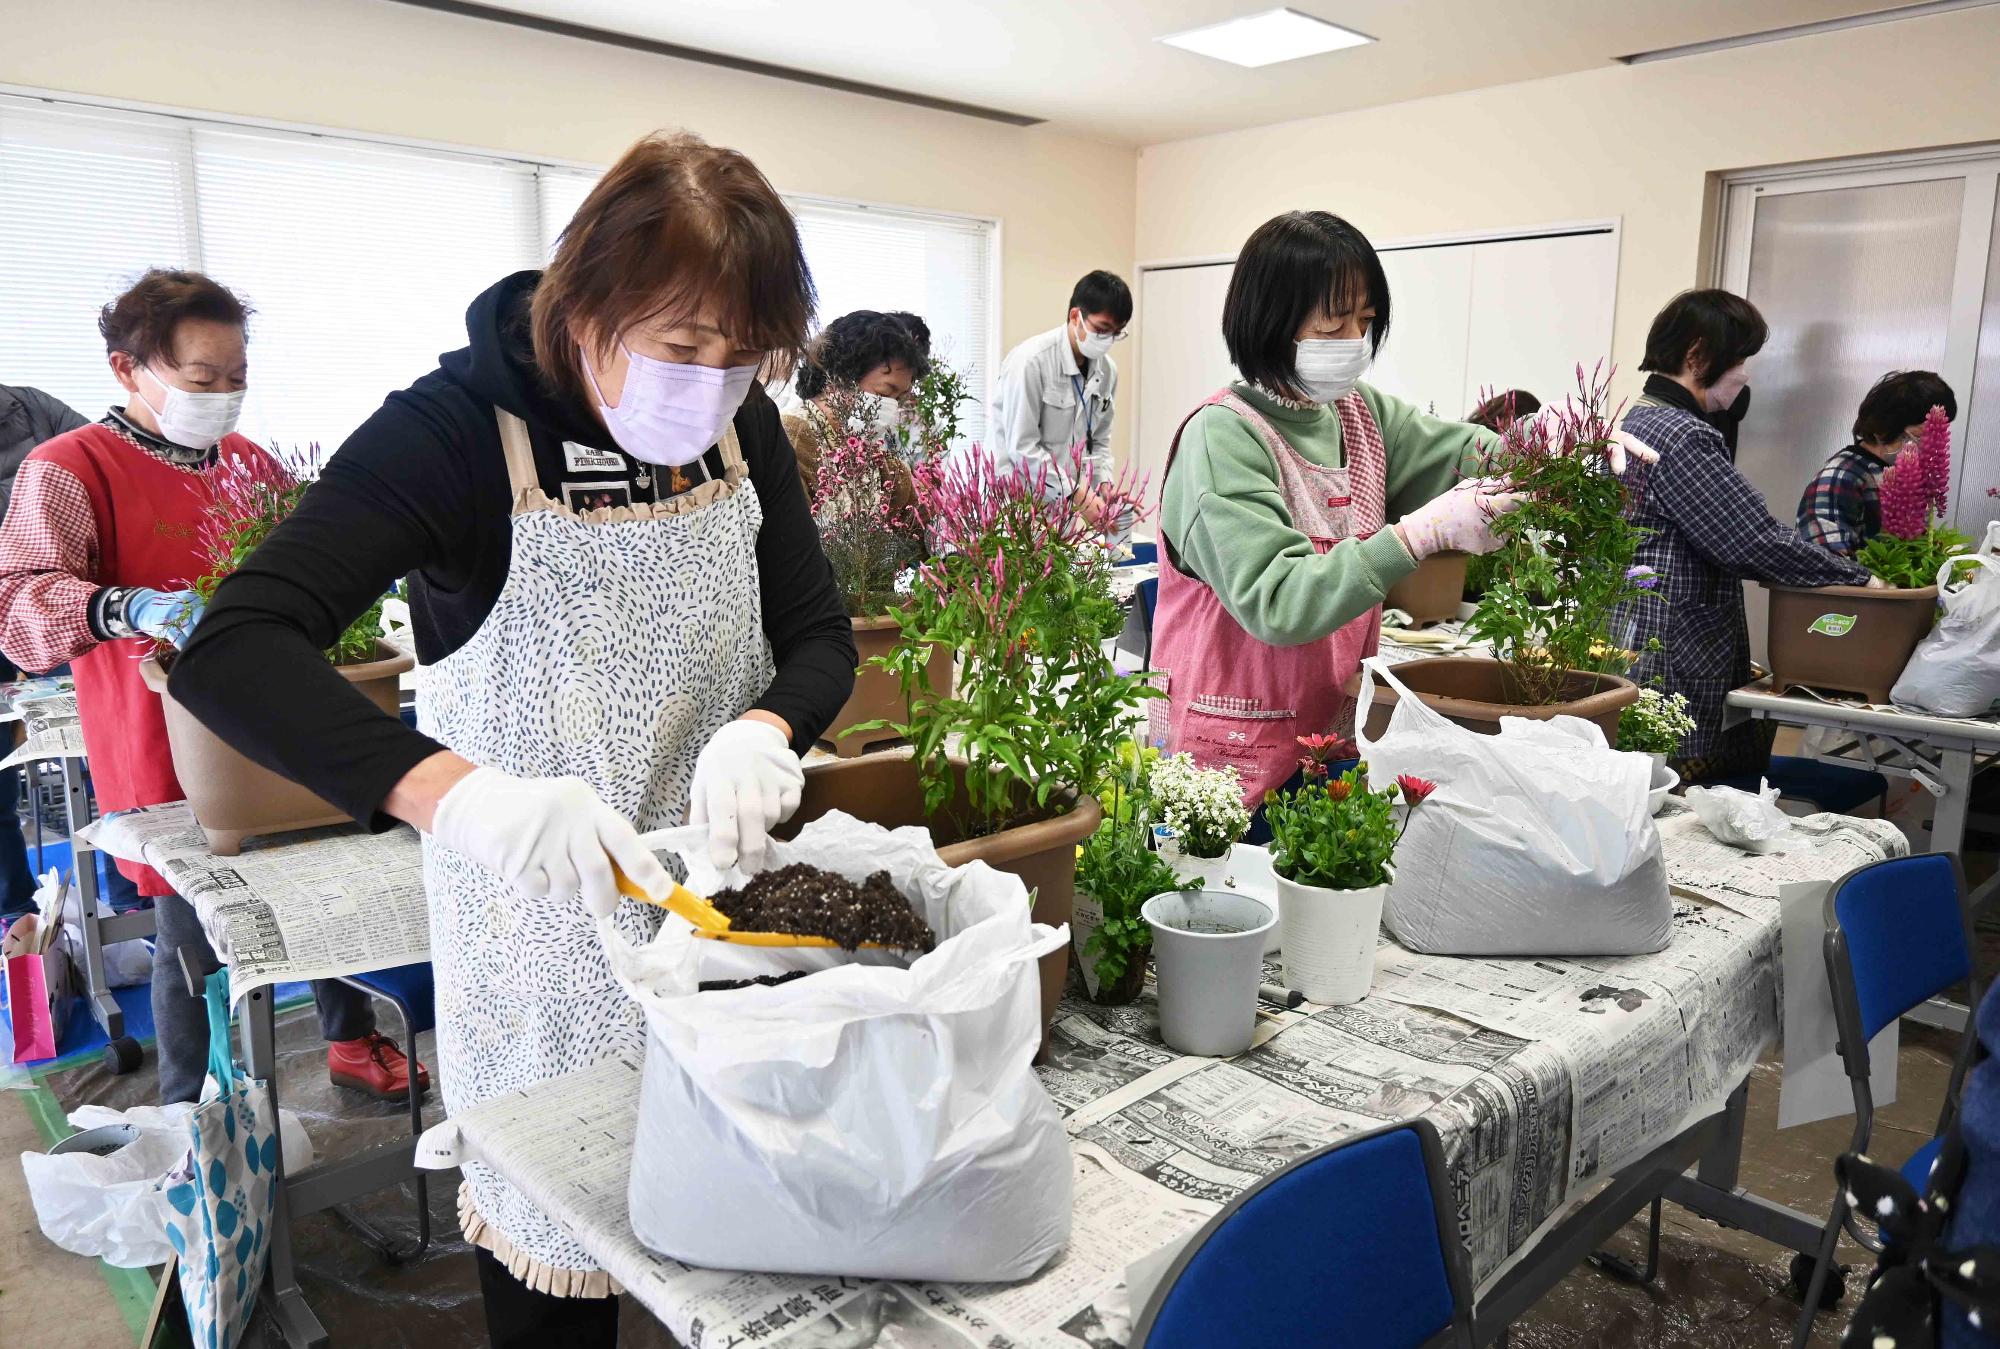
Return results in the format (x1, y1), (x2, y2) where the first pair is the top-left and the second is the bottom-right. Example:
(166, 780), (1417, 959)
(241, 984), (330, 1349)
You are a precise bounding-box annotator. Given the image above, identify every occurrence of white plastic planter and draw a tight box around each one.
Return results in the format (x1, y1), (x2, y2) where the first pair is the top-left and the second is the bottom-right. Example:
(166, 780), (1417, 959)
(1142, 890), (1275, 1057)
(1276, 875), (1387, 1005)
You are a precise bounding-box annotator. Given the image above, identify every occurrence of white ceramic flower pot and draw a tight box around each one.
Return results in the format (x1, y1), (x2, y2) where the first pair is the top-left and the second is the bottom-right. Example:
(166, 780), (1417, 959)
(1276, 874), (1387, 1005)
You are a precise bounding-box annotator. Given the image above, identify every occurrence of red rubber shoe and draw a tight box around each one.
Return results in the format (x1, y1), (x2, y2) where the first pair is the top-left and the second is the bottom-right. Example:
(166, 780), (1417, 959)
(327, 1032), (430, 1100)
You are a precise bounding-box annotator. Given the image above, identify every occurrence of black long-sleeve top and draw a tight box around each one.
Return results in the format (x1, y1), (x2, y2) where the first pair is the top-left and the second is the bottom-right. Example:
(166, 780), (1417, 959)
(169, 271), (856, 829)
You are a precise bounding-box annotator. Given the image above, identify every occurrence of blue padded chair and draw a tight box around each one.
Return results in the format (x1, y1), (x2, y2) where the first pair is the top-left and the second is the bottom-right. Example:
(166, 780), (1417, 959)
(334, 961), (436, 1264)
(1134, 1118), (1475, 1349)
(1120, 532), (1168, 564)
(1792, 853), (1982, 1347)
(1709, 756), (1888, 816)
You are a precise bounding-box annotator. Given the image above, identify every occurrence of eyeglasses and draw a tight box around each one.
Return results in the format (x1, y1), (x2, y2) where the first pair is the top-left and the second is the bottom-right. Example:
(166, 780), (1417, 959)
(1075, 316), (1130, 342)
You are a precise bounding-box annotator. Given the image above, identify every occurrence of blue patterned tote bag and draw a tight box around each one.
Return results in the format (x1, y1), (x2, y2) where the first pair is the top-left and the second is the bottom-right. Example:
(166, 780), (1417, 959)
(163, 970), (276, 1349)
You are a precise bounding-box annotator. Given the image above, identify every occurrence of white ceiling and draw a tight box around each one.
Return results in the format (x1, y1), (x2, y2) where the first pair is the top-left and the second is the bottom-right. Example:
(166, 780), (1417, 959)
(463, 0), (1902, 144)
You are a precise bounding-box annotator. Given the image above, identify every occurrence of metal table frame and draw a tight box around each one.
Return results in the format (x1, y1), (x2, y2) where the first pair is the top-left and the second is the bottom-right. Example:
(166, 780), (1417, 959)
(1470, 1080), (1821, 1342)
(51, 754), (156, 1069)
(1725, 681), (2000, 1028)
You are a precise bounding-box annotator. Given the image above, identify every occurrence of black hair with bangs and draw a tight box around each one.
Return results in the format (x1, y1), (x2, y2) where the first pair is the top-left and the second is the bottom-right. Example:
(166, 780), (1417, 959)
(1222, 210), (1390, 399)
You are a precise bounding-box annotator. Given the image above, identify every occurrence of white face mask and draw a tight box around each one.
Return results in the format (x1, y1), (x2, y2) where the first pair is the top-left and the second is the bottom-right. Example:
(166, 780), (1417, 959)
(137, 365), (245, 450)
(1293, 338), (1371, 403)
(1073, 313), (1115, 361)
(865, 394), (903, 430)
(583, 341), (758, 467)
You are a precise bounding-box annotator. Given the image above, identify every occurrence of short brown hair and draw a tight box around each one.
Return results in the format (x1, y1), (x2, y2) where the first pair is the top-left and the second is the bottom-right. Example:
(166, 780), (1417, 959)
(98, 269), (251, 368)
(532, 132), (815, 399)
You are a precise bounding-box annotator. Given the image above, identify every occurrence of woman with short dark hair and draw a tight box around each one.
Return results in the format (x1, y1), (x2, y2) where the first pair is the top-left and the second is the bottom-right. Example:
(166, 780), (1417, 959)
(0, 269), (420, 1110)
(1154, 210), (1525, 814)
(167, 133), (855, 1344)
(1619, 288), (1871, 783)
(782, 309), (929, 505)
(1799, 370), (1958, 556)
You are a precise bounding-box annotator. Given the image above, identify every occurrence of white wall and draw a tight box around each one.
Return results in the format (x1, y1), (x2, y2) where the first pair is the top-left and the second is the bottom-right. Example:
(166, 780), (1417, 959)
(1135, 2), (2000, 430)
(0, 0), (1139, 459)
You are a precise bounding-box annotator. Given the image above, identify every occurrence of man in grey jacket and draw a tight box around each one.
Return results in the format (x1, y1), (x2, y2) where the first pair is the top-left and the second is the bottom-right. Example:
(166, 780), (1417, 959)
(0, 383), (87, 919)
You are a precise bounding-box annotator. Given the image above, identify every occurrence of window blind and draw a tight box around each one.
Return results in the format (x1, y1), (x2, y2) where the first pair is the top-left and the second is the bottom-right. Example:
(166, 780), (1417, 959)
(0, 98), (200, 418)
(193, 125), (540, 451)
(0, 94), (998, 455)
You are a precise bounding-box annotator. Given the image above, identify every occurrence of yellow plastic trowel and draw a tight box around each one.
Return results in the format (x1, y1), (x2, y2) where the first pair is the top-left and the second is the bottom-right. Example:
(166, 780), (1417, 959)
(612, 866), (896, 951)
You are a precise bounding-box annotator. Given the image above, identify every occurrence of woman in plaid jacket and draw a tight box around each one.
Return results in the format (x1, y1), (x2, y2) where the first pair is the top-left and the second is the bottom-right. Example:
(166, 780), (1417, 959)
(1617, 290), (1872, 783)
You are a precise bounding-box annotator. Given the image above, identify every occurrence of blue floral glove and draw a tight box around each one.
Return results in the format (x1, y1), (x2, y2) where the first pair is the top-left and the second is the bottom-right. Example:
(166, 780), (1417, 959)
(122, 588), (205, 647)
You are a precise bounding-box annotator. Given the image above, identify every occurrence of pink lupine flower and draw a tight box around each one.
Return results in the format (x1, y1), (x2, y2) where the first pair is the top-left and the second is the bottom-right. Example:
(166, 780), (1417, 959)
(1918, 404), (1952, 518)
(1880, 453), (1928, 541)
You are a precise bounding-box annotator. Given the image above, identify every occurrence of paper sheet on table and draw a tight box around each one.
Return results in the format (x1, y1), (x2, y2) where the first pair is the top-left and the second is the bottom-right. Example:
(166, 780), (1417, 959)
(81, 801), (429, 1003)
(1778, 878), (1895, 1128)
(0, 690), (87, 767)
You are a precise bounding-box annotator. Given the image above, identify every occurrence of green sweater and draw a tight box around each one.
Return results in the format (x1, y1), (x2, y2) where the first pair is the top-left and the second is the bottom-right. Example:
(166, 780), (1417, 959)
(1160, 381), (1494, 647)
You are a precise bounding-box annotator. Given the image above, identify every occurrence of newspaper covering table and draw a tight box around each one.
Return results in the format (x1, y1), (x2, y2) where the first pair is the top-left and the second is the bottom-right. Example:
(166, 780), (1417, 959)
(0, 678), (86, 767)
(422, 806), (1905, 1349)
(80, 801), (428, 1002)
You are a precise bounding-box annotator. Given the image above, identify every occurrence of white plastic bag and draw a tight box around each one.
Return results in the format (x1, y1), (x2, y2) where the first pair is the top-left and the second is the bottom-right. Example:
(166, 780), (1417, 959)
(1891, 526), (2000, 717)
(1355, 658), (1672, 956)
(1685, 780), (1793, 854)
(21, 1103), (188, 1267)
(603, 814), (1073, 1282)
(20, 1102), (314, 1269)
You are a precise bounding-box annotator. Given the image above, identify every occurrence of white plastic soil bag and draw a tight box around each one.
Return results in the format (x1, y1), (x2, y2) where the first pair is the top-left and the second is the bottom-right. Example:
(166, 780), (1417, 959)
(601, 814), (1073, 1282)
(1891, 529), (2000, 718)
(1354, 658), (1672, 956)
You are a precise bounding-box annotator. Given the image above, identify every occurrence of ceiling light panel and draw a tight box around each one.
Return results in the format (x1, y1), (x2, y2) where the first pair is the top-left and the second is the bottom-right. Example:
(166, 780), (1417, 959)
(1159, 7), (1374, 68)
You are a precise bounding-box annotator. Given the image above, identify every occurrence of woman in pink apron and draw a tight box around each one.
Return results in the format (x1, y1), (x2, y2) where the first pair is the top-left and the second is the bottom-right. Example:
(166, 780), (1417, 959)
(1154, 211), (1521, 833)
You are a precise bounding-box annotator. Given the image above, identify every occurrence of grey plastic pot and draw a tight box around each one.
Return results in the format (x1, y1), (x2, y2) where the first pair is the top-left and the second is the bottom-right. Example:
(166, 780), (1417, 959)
(1142, 890), (1276, 1058)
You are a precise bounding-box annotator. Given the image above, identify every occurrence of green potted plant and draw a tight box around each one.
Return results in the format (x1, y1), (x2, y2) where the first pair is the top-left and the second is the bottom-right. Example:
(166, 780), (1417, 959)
(1146, 752), (1250, 892)
(1354, 363), (1651, 741)
(139, 445), (411, 855)
(1616, 684), (1697, 774)
(1073, 742), (1193, 1005)
(802, 385), (951, 757)
(1767, 404), (1964, 703)
(790, 443), (1153, 1052)
(1264, 734), (1432, 1005)
(906, 351), (972, 457)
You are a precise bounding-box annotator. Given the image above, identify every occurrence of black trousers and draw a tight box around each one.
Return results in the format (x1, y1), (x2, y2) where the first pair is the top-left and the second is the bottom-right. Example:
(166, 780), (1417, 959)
(474, 1248), (619, 1348)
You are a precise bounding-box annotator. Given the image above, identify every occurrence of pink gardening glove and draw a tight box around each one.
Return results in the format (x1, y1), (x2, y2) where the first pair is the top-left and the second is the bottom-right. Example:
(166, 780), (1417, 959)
(1393, 478), (1525, 560)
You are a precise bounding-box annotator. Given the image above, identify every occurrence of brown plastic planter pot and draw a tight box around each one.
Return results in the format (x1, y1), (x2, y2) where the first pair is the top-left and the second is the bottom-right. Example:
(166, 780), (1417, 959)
(821, 615), (955, 759)
(1383, 551), (1469, 626)
(779, 753), (1102, 1060)
(1764, 583), (1938, 704)
(1345, 656), (1639, 745)
(140, 643), (414, 856)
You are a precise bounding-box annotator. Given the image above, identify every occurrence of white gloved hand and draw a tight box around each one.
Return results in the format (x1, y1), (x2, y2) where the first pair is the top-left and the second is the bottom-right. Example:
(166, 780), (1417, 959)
(1393, 478), (1525, 560)
(430, 766), (670, 919)
(1865, 574), (1891, 590)
(1606, 429), (1661, 476)
(687, 718), (805, 873)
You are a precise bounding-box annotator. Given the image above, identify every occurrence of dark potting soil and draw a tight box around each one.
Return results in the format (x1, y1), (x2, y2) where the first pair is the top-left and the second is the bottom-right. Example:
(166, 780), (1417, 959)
(707, 863), (936, 952)
(697, 970), (813, 993)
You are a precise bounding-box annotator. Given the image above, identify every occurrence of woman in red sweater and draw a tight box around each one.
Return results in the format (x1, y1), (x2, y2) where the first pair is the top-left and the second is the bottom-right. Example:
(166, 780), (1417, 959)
(0, 270), (424, 1105)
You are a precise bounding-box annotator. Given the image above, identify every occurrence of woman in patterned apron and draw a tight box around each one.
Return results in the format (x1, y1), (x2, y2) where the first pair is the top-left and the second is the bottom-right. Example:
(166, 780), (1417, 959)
(169, 133), (856, 1345)
(1154, 211), (1525, 833)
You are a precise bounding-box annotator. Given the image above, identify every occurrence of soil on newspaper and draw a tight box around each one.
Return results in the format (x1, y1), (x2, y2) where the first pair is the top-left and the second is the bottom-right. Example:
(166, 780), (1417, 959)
(707, 864), (936, 952)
